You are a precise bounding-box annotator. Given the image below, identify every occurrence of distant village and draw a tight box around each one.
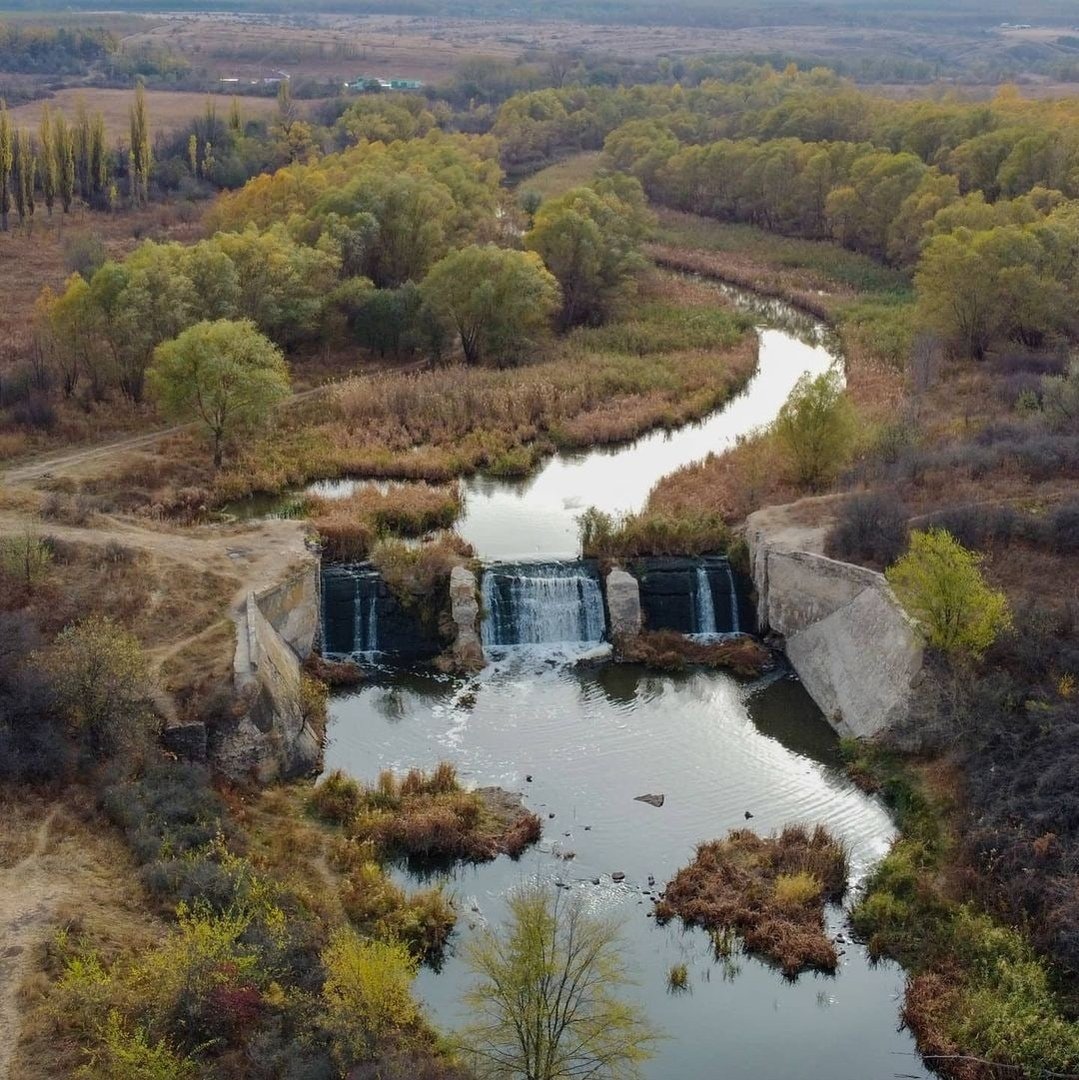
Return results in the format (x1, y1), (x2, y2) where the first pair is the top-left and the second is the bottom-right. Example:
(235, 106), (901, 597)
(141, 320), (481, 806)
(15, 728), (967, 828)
(218, 71), (424, 92)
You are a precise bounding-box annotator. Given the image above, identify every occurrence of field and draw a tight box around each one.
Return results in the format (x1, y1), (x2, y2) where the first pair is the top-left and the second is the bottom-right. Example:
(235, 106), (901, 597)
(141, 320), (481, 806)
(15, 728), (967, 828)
(9, 87), (287, 141)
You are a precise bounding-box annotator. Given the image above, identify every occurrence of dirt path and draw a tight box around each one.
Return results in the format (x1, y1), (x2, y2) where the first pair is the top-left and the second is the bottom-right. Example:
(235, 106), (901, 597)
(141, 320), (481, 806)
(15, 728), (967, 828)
(0, 809), (62, 1080)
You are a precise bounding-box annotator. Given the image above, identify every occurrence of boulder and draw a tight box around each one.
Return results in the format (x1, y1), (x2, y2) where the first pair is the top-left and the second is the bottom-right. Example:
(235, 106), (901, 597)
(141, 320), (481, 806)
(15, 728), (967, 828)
(606, 568), (642, 639)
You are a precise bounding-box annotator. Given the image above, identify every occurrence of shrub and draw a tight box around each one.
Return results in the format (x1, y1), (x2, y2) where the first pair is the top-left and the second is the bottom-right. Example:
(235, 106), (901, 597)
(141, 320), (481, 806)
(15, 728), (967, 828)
(321, 928), (418, 1063)
(0, 531), (53, 590)
(773, 370), (857, 490)
(80, 1010), (199, 1080)
(825, 492), (908, 569)
(103, 762), (228, 863)
(886, 529), (1012, 658)
(310, 770), (364, 824)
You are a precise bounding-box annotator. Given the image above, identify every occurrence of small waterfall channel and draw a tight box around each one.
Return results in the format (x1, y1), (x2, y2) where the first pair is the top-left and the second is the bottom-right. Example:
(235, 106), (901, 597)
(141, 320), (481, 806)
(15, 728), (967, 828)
(481, 562), (605, 648)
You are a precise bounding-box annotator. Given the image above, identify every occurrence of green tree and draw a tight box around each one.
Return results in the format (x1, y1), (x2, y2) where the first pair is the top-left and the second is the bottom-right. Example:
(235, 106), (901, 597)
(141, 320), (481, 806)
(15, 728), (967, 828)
(886, 528), (1011, 657)
(459, 887), (657, 1080)
(148, 319), (290, 467)
(53, 111), (75, 213)
(773, 369), (857, 489)
(0, 99), (12, 231)
(39, 104), (56, 216)
(420, 245), (560, 366)
(45, 615), (155, 760)
(129, 81), (151, 207)
(524, 178), (652, 328)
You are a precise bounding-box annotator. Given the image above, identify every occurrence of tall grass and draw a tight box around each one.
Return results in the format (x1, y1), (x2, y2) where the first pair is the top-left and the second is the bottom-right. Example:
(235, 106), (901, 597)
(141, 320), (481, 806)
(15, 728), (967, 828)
(578, 507), (732, 559)
(216, 273), (757, 500)
(310, 484), (462, 561)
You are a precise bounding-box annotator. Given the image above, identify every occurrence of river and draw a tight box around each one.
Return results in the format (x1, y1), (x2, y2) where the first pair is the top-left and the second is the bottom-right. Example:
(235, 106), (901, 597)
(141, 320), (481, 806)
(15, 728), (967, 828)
(321, 282), (930, 1079)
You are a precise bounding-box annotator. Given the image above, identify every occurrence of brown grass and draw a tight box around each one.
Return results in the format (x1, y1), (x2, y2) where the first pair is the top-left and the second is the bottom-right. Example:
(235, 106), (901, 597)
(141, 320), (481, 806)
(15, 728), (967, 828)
(309, 483), (462, 562)
(616, 630), (769, 676)
(213, 271), (756, 499)
(309, 764), (542, 863)
(655, 825), (849, 978)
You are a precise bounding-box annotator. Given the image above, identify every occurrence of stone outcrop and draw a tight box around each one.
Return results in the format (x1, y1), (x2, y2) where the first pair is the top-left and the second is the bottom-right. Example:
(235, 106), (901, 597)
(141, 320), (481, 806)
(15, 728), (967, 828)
(746, 503), (923, 739)
(605, 568), (642, 639)
(213, 557), (324, 782)
(448, 565), (485, 672)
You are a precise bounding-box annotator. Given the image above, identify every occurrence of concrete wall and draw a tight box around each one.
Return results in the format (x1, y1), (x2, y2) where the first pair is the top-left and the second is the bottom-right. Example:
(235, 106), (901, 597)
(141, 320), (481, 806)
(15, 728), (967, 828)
(747, 508), (923, 739)
(212, 555), (323, 782)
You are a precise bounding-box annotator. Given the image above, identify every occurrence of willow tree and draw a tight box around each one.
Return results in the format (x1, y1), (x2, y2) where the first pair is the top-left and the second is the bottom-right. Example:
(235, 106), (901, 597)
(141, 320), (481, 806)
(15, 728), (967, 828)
(148, 319), (290, 467)
(459, 888), (658, 1080)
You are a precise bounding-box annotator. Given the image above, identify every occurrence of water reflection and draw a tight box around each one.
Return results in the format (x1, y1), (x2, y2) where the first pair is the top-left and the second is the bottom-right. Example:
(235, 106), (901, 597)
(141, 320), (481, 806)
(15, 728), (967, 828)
(324, 657), (928, 1080)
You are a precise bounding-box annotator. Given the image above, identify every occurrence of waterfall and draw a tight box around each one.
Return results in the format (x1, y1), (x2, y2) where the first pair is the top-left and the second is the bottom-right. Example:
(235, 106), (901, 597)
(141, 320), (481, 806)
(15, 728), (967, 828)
(349, 569), (381, 655)
(481, 563), (606, 647)
(725, 563), (740, 634)
(694, 566), (717, 635)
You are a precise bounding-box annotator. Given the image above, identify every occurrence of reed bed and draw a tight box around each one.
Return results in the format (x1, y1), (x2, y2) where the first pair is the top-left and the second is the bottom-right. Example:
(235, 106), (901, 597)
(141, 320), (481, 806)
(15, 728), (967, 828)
(616, 630), (768, 676)
(216, 273), (757, 501)
(309, 483), (462, 561)
(656, 825), (850, 978)
(309, 765), (542, 864)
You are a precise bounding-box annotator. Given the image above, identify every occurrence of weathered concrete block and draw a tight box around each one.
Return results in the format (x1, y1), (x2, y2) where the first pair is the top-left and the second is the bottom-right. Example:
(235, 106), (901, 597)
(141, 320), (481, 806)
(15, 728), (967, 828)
(449, 565), (485, 672)
(746, 505), (923, 739)
(606, 568), (642, 639)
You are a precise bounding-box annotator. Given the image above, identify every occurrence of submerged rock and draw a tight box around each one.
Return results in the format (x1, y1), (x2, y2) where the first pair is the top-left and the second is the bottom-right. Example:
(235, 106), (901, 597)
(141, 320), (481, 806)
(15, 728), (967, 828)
(635, 793), (665, 808)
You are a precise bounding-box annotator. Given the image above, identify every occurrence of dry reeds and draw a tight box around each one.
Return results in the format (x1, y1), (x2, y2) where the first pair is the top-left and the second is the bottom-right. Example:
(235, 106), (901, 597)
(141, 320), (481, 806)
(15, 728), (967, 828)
(616, 630), (768, 676)
(309, 483), (463, 561)
(309, 764), (542, 864)
(655, 825), (849, 978)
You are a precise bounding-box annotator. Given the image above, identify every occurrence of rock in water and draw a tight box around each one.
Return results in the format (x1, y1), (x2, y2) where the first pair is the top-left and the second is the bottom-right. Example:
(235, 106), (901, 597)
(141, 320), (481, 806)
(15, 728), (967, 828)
(635, 793), (665, 807)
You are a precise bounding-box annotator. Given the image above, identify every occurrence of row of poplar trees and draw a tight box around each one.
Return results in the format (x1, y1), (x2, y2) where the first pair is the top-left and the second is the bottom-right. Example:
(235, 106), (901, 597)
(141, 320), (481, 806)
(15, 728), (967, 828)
(0, 83), (152, 230)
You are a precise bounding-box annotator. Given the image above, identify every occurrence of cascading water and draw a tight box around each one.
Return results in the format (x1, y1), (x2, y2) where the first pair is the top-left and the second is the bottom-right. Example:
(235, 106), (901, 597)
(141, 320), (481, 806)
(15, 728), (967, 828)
(694, 566), (717, 635)
(481, 562), (606, 647)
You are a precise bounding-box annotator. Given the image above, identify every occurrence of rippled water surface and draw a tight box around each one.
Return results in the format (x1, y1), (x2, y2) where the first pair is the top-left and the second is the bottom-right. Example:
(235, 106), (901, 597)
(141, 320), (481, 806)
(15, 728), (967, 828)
(326, 660), (927, 1079)
(320, 283), (927, 1076)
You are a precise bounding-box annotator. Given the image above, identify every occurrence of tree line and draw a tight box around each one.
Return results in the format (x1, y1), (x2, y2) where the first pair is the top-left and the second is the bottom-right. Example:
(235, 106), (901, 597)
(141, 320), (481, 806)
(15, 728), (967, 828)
(0, 83), (150, 227)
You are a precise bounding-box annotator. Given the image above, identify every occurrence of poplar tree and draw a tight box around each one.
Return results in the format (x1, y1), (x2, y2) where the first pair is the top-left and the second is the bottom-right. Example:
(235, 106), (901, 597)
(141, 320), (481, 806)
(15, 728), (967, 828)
(228, 96), (242, 133)
(0, 100), (12, 232)
(53, 112), (75, 213)
(188, 133), (198, 176)
(11, 130), (34, 225)
(11, 129), (24, 223)
(129, 82), (151, 207)
(74, 97), (91, 200)
(39, 104), (56, 216)
(89, 112), (107, 197)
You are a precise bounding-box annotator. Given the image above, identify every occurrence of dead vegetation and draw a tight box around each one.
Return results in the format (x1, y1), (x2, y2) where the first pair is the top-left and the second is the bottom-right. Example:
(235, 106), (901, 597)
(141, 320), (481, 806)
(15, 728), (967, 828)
(656, 825), (849, 978)
(310, 765), (542, 863)
(309, 483), (462, 562)
(616, 630), (769, 676)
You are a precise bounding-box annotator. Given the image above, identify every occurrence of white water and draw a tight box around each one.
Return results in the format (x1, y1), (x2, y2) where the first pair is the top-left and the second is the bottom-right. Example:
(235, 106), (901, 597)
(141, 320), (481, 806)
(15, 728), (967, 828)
(694, 565), (718, 635)
(481, 563), (606, 647)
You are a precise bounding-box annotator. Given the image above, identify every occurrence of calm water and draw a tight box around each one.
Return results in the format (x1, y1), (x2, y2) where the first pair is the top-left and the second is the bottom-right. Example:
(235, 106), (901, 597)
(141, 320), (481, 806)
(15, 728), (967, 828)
(318, 284), (928, 1077)
(300, 282), (839, 560)
(326, 661), (927, 1079)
